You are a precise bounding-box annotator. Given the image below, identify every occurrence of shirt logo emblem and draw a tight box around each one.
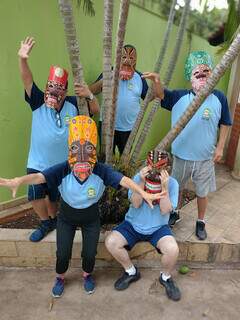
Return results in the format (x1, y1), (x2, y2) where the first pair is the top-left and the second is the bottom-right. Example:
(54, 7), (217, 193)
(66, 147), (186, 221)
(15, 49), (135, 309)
(202, 108), (211, 120)
(64, 113), (71, 125)
(87, 187), (96, 198)
(128, 82), (133, 90)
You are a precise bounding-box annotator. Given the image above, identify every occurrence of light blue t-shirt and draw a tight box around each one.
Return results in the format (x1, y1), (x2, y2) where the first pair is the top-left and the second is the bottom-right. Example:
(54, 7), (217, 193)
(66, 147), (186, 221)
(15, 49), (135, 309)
(42, 161), (123, 209)
(96, 71), (148, 131)
(125, 173), (179, 235)
(25, 83), (79, 171)
(161, 89), (232, 161)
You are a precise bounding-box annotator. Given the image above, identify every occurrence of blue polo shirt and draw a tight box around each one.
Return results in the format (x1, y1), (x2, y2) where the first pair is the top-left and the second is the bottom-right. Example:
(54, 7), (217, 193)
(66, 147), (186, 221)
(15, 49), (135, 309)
(125, 174), (179, 234)
(161, 89), (232, 161)
(42, 161), (124, 209)
(25, 83), (79, 171)
(96, 71), (148, 131)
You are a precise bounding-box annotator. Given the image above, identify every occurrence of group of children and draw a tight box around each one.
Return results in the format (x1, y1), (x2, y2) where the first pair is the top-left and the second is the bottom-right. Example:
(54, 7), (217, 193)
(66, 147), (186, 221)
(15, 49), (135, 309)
(0, 36), (232, 303)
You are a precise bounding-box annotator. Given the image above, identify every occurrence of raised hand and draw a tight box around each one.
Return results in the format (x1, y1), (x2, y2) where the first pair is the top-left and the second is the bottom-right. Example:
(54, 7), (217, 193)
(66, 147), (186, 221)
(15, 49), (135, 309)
(141, 72), (160, 83)
(160, 170), (169, 193)
(0, 177), (21, 198)
(139, 165), (151, 182)
(74, 83), (92, 98)
(18, 37), (35, 59)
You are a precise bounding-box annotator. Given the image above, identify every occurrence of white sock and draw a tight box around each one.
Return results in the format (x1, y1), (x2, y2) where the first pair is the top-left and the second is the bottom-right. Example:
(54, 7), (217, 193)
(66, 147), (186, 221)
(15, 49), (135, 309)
(197, 219), (205, 224)
(161, 272), (171, 281)
(125, 265), (136, 276)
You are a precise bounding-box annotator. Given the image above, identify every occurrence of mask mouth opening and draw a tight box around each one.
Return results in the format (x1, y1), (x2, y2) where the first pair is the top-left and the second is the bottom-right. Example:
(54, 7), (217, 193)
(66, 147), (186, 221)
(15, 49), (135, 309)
(195, 73), (207, 80)
(73, 162), (92, 174)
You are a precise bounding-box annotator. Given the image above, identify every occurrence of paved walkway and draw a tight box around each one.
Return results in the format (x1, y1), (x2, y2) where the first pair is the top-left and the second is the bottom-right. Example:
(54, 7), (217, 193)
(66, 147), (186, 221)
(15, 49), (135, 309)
(1, 267), (240, 320)
(174, 164), (240, 244)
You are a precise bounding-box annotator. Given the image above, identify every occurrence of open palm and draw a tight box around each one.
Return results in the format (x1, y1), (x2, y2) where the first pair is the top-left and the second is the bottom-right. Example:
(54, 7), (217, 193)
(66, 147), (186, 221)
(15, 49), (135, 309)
(18, 37), (35, 59)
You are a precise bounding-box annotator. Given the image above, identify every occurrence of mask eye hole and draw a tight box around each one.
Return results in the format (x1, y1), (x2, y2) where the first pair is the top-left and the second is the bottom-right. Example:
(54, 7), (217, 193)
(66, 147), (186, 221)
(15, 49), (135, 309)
(86, 145), (94, 153)
(71, 144), (79, 153)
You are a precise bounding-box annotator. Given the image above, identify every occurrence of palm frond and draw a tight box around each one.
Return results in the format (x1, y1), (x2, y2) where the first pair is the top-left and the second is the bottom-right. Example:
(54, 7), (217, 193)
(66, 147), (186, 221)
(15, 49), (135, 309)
(217, 0), (240, 54)
(76, 0), (95, 16)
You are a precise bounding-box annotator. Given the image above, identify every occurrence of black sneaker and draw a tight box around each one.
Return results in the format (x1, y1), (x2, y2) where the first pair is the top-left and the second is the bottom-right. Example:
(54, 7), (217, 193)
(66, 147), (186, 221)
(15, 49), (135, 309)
(195, 220), (207, 240)
(114, 268), (141, 290)
(168, 210), (181, 227)
(159, 274), (181, 301)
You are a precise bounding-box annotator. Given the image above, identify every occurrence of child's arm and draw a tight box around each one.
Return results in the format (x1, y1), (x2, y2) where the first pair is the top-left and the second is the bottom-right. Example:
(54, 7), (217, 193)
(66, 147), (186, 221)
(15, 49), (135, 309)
(0, 173), (46, 198)
(129, 166), (150, 208)
(120, 175), (166, 209)
(159, 170), (173, 214)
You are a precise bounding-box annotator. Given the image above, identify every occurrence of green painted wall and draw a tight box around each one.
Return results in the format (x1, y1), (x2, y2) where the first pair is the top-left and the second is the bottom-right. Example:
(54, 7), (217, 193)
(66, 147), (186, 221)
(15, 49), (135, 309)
(0, 1), (229, 202)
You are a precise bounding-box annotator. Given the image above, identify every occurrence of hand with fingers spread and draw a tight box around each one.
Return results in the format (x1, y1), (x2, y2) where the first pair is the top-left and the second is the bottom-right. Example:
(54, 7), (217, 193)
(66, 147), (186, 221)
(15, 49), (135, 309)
(141, 72), (160, 83)
(18, 36), (35, 59)
(141, 72), (164, 100)
(0, 177), (21, 198)
(160, 170), (169, 194)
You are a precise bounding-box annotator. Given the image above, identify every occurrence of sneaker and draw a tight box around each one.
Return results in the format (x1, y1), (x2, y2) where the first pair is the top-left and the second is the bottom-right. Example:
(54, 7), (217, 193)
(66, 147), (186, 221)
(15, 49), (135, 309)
(83, 275), (95, 294)
(159, 274), (181, 301)
(29, 219), (56, 242)
(168, 210), (181, 227)
(114, 268), (141, 291)
(195, 220), (207, 240)
(52, 277), (64, 298)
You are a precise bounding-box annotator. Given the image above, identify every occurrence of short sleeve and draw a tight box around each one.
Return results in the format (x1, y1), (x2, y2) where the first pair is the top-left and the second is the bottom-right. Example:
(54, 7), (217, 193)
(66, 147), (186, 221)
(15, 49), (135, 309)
(161, 89), (189, 111)
(168, 177), (179, 209)
(25, 82), (44, 111)
(213, 90), (232, 126)
(42, 161), (70, 190)
(93, 162), (124, 189)
(128, 173), (141, 199)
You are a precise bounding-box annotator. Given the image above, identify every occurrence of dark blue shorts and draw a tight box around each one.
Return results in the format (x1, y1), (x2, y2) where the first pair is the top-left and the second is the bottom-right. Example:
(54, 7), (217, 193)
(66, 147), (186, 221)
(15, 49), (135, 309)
(113, 220), (173, 251)
(27, 168), (59, 202)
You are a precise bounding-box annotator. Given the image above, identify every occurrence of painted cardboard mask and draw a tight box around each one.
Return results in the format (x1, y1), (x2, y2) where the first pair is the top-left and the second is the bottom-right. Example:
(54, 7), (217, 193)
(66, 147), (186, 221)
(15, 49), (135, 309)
(44, 66), (68, 109)
(119, 45), (137, 80)
(68, 115), (97, 182)
(144, 150), (169, 205)
(184, 51), (213, 94)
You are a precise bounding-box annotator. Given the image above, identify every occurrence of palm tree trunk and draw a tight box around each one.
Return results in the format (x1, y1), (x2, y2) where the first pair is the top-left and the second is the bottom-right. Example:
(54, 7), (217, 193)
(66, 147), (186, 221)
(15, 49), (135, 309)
(101, 0), (114, 158)
(157, 32), (240, 152)
(121, 0), (177, 162)
(125, 0), (191, 165)
(163, 0), (191, 87)
(58, 0), (89, 116)
(105, 0), (130, 163)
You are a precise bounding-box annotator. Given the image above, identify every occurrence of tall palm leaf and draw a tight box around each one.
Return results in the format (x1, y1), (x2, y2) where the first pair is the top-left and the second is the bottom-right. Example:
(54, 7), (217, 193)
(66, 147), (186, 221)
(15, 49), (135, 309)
(101, 0), (114, 157)
(121, 0), (177, 162)
(76, 0), (95, 16)
(105, 0), (130, 163)
(58, 0), (89, 115)
(127, 0), (191, 165)
(156, 32), (240, 152)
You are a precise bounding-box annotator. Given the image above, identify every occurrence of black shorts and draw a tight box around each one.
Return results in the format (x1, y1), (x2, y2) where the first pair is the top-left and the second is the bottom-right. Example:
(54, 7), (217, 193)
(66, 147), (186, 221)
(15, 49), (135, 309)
(27, 168), (59, 202)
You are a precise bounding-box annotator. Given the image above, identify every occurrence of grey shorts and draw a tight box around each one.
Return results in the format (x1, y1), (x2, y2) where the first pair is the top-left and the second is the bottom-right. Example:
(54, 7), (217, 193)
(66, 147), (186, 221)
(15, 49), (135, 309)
(171, 156), (216, 197)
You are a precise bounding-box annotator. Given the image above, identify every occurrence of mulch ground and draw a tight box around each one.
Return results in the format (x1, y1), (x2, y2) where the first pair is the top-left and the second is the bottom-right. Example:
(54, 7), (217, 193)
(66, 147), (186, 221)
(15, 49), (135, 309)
(0, 189), (195, 229)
